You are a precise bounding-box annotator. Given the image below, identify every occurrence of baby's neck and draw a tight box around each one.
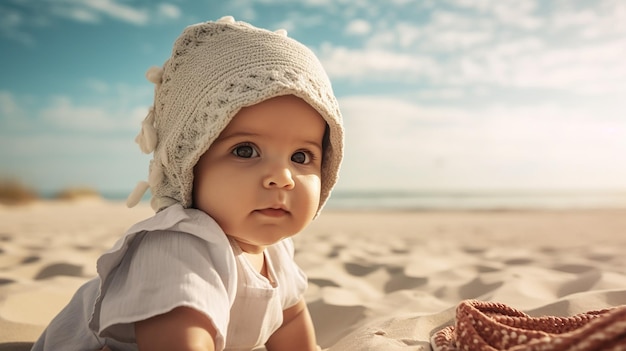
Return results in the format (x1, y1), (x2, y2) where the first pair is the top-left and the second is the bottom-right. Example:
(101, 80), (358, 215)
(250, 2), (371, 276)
(243, 251), (269, 279)
(234, 238), (266, 255)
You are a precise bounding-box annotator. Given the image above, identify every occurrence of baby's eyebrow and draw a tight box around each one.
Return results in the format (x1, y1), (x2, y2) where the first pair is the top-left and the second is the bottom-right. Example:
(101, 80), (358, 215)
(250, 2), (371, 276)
(215, 131), (260, 142)
(301, 139), (323, 151)
(218, 131), (322, 149)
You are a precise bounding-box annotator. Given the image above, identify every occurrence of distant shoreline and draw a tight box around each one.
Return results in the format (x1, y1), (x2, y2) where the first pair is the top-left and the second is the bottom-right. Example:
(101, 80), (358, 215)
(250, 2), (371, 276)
(30, 189), (626, 211)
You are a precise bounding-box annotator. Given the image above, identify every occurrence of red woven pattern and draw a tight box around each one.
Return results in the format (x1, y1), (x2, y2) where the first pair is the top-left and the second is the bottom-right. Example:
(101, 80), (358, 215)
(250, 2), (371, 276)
(432, 300), (626, 351)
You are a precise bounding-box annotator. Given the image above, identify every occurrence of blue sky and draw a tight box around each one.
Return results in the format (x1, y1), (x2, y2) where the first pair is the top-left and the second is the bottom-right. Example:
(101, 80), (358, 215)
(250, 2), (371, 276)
(1, 0), (625, 195)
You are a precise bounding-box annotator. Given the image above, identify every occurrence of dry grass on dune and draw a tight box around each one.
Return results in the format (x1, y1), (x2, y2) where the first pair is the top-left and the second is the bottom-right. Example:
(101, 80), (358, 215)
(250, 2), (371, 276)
(53, 187), (101, 201)
(0, 179), (38, 205)
(0, 179), (102, 205)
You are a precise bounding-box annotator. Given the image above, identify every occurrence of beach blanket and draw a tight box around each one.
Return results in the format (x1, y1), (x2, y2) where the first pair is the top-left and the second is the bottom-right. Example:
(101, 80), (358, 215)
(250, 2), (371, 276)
(431, 300), (626, 351)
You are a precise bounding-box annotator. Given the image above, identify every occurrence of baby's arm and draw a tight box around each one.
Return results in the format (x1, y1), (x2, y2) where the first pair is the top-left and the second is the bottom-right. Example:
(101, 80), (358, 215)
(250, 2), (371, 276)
(265, 298), (319, 351)
(135, 306), (217, 351)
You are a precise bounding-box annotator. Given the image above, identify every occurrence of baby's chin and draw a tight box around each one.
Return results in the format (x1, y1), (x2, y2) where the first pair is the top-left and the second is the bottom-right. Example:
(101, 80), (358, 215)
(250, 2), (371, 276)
(226, 232), (295, 251)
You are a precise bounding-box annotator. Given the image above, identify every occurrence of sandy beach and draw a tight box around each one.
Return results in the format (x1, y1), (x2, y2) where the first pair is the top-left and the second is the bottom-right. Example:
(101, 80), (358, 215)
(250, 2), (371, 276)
(1, 200), (625, 350)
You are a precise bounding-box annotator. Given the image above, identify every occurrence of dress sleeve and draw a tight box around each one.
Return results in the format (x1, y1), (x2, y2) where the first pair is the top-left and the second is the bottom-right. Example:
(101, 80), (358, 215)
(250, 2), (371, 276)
(97, 230), (233, 350)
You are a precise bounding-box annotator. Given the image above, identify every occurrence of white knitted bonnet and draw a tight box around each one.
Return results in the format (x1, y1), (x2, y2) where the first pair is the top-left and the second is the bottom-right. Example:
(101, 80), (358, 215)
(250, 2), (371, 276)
(127, 16), (344, 214)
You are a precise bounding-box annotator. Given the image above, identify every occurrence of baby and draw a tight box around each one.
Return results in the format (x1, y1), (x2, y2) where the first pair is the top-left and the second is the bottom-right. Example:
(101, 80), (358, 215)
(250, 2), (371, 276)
(31, 16), (343, 351)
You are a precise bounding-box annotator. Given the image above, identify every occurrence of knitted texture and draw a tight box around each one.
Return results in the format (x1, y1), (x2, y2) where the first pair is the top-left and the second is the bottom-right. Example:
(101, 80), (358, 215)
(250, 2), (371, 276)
(128, 16), (344, 213)
(432, 300), (626, 351)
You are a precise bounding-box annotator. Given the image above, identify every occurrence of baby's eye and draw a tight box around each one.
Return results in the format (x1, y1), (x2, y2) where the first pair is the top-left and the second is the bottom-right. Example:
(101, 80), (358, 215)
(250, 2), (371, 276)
(291, 151), (312, 164)
(232, 144), (259, 158)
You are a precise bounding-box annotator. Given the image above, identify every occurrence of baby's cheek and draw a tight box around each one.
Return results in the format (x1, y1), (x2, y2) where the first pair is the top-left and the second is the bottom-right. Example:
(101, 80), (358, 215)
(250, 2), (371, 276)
(299, 175), (322, 212)
(301, 174), (321, 195)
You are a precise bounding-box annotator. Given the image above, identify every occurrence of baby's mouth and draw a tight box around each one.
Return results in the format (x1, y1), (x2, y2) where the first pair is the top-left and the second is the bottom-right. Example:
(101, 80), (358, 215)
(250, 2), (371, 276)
(255, 207), (289, 217)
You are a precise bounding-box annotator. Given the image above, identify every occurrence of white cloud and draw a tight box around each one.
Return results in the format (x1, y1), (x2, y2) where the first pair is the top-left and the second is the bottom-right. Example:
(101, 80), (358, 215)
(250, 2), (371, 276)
(488, 37), (544, 56)
(0, 0), (183, 44)
(85, 79), (110, 94)
(393, 22), (422, 48)
(312, 0), (626, 98)
(415, 88), (466, 100)
(301, 0), (333, 6)
(490, 0), (542, 29)
(0, 91), (25, 119)
(40, 96), (132, 130)
(0, 89), (150, 190)
(336, 11), (496, 56)
(336, 95), (626, 191)
(552, 9), (597, 29)
(76, 0), (148, 25)
(52, 6), (99, 23)
(0, 85), (154, 191)
(319, 43), (440, 81)
(0, 133), (131, 158)
(274, 13), (325, 33)
(345, 19), (371, 35)
(424, 28), (493, 51)
(157, 3), (181, 19)
(366, 13), (495, 52)
(0, 91), (31, 130)
(325, 16), (626, 96)
(0, 132), (149, 192)
(483, 37), (626, 94)
(40, 0), (150, 25)
(0, 86), (149, 133)
(449, 0), (542, 28)
(580, 0), (626, 38)
(389, 0), (418, 4)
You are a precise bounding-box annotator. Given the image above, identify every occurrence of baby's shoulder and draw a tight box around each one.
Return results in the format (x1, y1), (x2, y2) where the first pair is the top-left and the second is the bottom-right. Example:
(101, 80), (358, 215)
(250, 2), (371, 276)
(136, 229), (231, 260)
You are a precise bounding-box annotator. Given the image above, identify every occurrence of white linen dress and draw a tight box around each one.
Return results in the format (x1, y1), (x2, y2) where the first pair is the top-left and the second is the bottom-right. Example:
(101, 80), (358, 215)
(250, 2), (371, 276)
(31, 204), (308, 351)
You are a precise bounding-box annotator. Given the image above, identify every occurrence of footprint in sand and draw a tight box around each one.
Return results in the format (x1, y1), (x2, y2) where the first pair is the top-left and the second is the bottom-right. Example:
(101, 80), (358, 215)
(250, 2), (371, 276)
(34, 263), (84, 280)
(20, 256), (39, 265)
(383, 266), (428, 293)
(344, 262), (381, 276)
(0, 278), (15, 285)
(309, 278), (340, 288)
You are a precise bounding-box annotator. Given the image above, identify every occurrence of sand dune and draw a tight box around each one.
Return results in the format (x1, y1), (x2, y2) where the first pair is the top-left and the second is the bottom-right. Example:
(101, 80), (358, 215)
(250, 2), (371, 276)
(1, 201), (625, 349)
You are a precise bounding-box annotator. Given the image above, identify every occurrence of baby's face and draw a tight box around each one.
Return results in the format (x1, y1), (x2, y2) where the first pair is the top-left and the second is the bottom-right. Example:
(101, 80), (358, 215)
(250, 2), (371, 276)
(193, 95), (326, 254)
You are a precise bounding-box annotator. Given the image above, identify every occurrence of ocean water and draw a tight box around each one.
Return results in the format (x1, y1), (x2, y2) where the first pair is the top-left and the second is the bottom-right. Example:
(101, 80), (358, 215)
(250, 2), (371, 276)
(101, 190), (626, 211)
(324, 190), (626, 210)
